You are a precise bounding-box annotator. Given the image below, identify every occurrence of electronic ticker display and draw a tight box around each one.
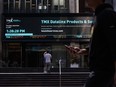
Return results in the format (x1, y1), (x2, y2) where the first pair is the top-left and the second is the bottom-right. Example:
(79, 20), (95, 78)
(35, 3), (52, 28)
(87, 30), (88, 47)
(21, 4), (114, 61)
(2, 13), (94, 42)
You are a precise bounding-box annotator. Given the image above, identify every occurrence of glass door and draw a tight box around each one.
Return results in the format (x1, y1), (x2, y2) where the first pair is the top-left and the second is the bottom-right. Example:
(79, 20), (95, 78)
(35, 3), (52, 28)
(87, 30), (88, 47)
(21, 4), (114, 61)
(23, 43), (67, 68)
(23, 43), (51, 67)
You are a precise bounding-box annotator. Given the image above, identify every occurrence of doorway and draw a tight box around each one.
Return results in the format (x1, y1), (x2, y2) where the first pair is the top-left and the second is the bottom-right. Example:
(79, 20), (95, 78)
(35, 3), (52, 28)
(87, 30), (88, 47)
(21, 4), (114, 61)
(23, 43), (51, 68)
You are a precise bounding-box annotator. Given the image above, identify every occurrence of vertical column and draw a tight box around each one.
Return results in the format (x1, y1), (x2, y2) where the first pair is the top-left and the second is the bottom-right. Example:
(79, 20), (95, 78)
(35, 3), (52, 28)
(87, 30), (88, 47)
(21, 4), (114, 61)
(58, 0), (60, 11)
(65, 0), (69, 13)
(51, 0), (54, 12)
(69, 0), (76, 13)
(46, 0), (49, 12)
(18, 0), (21, 11)
(41, 0), (43, 9)
(13, 0), (15, 11)
(75, 0), (79, 13)
(30, 0), (32, 12)
(52, 0), (58, 12)
(4, 0), (10, 12)
(31, 0), (36, 12)
(14, 0), (21, 12)
(25, 0), (31, 12)
(50, 0), (53, 12)
(60, 0), (65, 13)
(36, 0), (38, 12)
(25, 0), (26, 12)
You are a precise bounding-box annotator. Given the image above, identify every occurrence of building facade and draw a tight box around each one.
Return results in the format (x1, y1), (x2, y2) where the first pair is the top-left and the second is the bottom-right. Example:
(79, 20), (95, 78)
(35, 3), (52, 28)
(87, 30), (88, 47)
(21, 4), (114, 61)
(0, 0), (115, 71)
(3, 0), (88, 13)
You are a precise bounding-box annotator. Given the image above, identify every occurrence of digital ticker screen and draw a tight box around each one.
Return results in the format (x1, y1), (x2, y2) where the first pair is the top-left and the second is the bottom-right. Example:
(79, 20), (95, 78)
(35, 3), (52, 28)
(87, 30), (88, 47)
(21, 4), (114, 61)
(2, 13), (94, 42)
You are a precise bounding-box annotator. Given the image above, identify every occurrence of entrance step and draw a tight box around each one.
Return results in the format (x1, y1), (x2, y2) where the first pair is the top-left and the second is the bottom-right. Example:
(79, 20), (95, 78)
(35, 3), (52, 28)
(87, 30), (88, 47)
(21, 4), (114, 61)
(0, 72), (89, 86)
(0, 67), (89, 73)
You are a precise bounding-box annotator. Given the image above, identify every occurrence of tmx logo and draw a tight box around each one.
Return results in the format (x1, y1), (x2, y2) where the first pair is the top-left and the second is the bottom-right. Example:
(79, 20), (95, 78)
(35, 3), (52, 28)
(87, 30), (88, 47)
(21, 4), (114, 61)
(6, 18), (21, 24)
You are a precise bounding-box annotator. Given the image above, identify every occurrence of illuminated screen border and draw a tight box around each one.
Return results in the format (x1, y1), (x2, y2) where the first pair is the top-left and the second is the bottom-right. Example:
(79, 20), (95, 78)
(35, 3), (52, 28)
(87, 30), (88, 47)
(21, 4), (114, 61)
(2, 13), (94, 42)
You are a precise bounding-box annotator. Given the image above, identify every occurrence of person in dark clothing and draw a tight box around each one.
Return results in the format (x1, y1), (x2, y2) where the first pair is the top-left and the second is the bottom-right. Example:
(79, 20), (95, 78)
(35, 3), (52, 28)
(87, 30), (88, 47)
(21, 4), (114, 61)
(84, 3), (116, 87)
(66, 0), (116, 86)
